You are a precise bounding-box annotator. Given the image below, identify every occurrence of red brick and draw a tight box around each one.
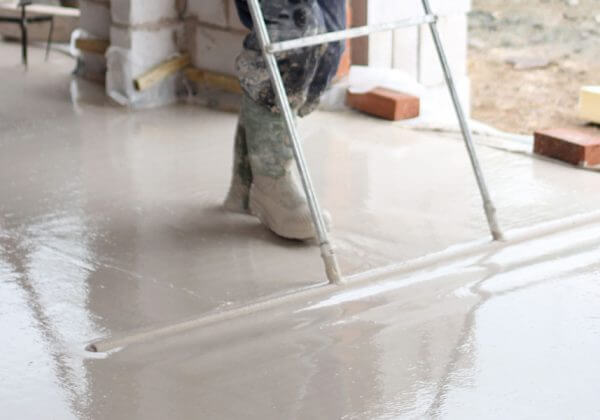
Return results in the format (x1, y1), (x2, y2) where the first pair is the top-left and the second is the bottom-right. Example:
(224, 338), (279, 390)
(534, 127), (600, 166)
(346, 88), (420, 121)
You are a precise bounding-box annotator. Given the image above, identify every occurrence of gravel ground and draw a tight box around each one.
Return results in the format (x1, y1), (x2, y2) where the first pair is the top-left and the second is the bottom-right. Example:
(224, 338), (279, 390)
(469, 0), (600, 134)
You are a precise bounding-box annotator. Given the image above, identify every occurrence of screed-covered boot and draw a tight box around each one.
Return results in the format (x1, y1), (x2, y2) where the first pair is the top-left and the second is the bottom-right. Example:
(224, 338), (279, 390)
(224, 122), (253, 214)
(242, 95), (330, 240)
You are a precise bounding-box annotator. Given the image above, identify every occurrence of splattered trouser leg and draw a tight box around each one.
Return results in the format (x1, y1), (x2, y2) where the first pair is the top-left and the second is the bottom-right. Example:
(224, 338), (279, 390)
(235, 0), (346, 114)
(225, 0), (345, 228)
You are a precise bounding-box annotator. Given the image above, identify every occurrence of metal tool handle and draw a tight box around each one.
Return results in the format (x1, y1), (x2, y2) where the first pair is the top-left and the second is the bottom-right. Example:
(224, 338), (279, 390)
(421, 0), (503, 241)
(246, 0), (343, 284)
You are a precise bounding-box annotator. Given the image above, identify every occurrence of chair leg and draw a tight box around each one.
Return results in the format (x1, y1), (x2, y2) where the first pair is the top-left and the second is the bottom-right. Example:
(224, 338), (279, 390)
(21, 20), (28, 67)
(45, 17), (54, 61)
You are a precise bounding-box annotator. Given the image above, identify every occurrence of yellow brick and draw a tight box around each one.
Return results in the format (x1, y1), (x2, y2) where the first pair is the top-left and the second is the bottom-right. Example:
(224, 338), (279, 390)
(579, 86), (600, 125)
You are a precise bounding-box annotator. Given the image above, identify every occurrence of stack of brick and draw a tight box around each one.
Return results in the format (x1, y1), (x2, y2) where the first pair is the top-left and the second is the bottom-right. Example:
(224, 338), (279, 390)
(77, 0), (111, 82)
(106, 0), (185, 107)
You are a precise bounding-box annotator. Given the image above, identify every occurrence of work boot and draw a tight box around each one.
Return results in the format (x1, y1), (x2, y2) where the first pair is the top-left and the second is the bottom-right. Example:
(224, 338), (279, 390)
(241, 94), (330, 240)
(223, 122), (253, 214)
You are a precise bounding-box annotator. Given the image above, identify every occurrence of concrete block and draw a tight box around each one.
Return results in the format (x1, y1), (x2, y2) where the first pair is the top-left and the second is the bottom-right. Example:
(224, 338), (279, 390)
(365, 0), (409, 68)
(367, 0), (420, 23)
(106, 45), (180, 108)
(418, 14), (467, 86)
(190, 25), (244, 76)
(367, 31), (393, 68)
(579, 86), (600, 125)
(347, 88), (420, 121)
(187, 0), (227, 28)
(393, 26), (419, 79)
(428, 0), (471, 15)
(535, 127), (600, 166)
(111, 0), (178, 26)
(110, 23), (183, 75)
(79, 0), (111, 39)
(362, 0), (468, 85)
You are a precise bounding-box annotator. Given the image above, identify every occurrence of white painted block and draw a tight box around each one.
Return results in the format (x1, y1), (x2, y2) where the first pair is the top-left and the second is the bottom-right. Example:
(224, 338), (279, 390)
(365, 0), (395, 67)
(363, 0), (470, 92)
(191, 25), (244, 75)
(367, 31), (393, 68)
(366, 0), (471, 21)
(111, 0), (178, 26)
(393, 26), (419, 79)
(110, 24), (183, 74)
(418, 14), (467, 86)
(428, 0), (472, 15)
(79, 0), (111, 39)
(187, 0), (227, 28)
(106, 46), (180, 108)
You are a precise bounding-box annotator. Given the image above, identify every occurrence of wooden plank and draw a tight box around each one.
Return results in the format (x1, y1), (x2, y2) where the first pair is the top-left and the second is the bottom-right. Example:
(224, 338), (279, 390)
(184, 67), (243, 94)
(75, 38), (109, 55)
(134, 55), (191, 92)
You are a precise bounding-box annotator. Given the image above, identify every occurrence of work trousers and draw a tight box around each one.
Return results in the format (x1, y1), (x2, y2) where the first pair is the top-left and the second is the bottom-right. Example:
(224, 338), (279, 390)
(234, 0), (347, 116)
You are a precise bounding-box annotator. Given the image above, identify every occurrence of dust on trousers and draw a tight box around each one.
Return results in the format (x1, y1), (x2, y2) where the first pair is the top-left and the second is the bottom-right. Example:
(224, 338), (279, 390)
(234, 0), (346, 116)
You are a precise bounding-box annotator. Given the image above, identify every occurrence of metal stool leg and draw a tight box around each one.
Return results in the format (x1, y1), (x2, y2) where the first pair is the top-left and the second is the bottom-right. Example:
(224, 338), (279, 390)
(20, 20), (28, 67)
(45, 17), (54, 61)
(19, 1), (29, 67)
(246, 0), (343, 285)
(421, 0), (503, 241)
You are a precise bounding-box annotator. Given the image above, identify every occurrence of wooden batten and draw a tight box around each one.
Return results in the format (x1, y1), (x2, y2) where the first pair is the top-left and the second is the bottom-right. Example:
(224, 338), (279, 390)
(134, 55), (191, 92)
(75, 38), (110, 55)
(184, 68), (242, 94)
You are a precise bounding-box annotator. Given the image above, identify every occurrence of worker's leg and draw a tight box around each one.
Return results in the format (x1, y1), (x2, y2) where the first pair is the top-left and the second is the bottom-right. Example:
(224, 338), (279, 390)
(242, 94), (330, 240)
(223, 121), (253, 214)
(225, 0), (343, 239)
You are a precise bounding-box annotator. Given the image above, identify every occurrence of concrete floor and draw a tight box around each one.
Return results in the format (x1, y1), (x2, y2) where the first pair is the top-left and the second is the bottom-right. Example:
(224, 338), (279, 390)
(2, 43), (600, 419)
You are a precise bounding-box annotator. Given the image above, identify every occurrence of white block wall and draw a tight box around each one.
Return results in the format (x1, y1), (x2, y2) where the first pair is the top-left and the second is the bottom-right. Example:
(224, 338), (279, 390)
(186, 0), (248, 76)
(77, 0), (470, 112)
(355, 0), (471, 115)
(361, 0), (470, 80)
(105, 0), (185, 108)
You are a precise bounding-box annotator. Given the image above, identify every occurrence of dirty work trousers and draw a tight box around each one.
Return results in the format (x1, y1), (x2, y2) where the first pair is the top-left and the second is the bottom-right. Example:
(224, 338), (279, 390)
(234, 0), (347, 116)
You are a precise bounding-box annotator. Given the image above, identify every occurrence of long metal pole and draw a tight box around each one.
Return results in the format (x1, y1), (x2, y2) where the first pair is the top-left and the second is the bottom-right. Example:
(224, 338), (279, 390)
(421, 0), (503, 241)
(246, 0), (343, 284)
(268, 15), (436, 54)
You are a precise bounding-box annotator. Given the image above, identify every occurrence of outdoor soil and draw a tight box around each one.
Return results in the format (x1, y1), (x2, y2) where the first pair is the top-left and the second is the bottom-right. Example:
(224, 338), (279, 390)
(469, 0), (600, 134)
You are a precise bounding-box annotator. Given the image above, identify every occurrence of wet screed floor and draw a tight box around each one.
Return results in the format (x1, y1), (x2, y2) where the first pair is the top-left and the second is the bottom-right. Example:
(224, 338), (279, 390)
(1, 42), (600, 419)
